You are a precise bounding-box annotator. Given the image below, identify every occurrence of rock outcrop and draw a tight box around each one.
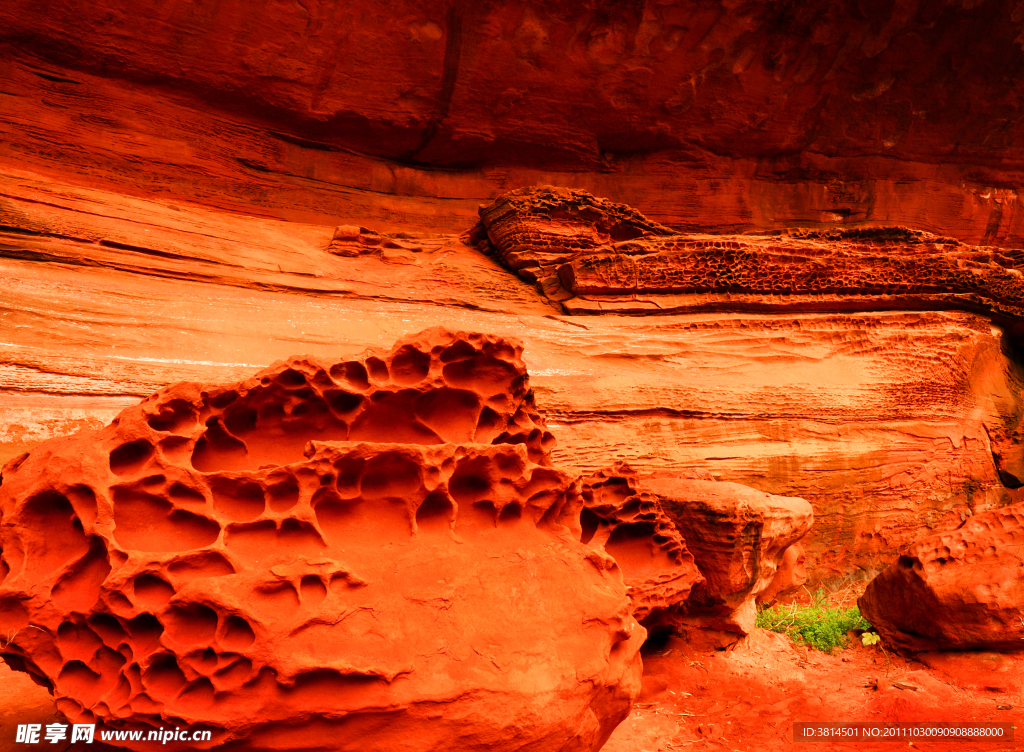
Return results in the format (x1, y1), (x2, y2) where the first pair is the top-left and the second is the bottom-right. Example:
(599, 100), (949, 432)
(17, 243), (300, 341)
(645, 477), (814, 636)
(579, 464), (703, 623)
(577, 465), (812, 638)
(0, 329), (642, 751)
(474, 186), (1024, 318)
(859, 502), (1024, 653)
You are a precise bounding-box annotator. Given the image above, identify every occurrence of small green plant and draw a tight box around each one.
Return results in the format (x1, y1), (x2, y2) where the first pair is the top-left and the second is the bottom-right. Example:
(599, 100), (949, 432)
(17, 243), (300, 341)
(756, 588), (872, 653)
(861, 632), (881, 646)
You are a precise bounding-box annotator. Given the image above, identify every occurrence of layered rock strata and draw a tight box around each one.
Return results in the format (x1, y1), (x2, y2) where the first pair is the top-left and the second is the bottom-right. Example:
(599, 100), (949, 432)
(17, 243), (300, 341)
(474, 187), (1024, 318)
(859, 502), (1024, 653)
(0, 329), (642, 752)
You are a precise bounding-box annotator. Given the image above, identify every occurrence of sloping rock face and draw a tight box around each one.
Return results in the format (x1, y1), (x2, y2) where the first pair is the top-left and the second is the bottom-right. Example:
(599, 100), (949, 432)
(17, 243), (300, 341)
(859, 502), (1024, 653)
(0, 329), (642, 752)
(579, 464), (703, 622)
(475, 186), (1024, 317)
(645, 478), (814, 636)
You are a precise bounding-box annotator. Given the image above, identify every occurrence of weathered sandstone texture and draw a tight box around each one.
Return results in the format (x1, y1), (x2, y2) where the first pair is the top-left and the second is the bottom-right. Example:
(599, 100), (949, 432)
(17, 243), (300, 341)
(0, 329), (642, 752)
(3, 168), (1023, 592)
(859, 502), (1024, 653)
(579, 464), (703, 623)
(645, 478), (814, 636)
(474, 186), (1024, 317)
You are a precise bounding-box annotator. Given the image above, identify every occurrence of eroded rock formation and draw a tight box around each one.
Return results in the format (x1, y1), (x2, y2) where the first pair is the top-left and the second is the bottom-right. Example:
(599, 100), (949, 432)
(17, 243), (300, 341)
(578, 465), (812, 639)
(474, 186), (1024, 318)
(579, 464), (703, 623)
(645, 477), (814, 637)
(0, 329), (642, 751)
(859, 502), (1024, 653)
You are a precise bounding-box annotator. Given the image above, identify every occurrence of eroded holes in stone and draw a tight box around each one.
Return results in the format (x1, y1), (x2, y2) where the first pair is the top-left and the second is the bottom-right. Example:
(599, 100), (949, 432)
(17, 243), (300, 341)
(105, 673), (133, 709)
(324, 389), (363, 415)
(143, 654), (187, 699)
(313, 491), (356, 538)
(329, 361), (369, 391)
(475, 406), (502, 442)
(442, 355), (518, 394)
(413, 388), (481, 442)
(348, 391), (442, 444)
(440, 339), (476, 363)
(209, 390), (238, 409)
(498, 502), (522, 526)
(470, 501), (499, 527)
(209, 477), (266, 521)
(213, 657), (252, 689)
(361, 452), (422, 499)
(253, 582), (299, 619)
(56, 621), (104, 662)
(65, 485), (98, 528)
(604, 521), (670, 572)
(165, 604), (218, 646)
(178, 676), (216, 709)
(158, 436), (191, 464)
(319, 473), (334, 486)
(223, 405), (258, 436)
(334, 457), (364, 497)
(21, 491), (89, 576)
(140, 474), (165, 488)
(191, 417), (248, 473)
(197, 647), (217, 669)
(416, 491), (454, 533)
(365, 357), (389, 383)
(258, 401), (286, 424)
(147, 399), (197, 433)
(112, 489), (220, 551)
(0, 553), (8, 587)
(56, 661), (104, 706)
(390, 345), (430, 385)
(299, 575), (327, 605)
(278, 368), (307, 389)
(86, 613), (127, 646)
(51, 537), (111, 612)
(167, 552), (235, 580)
(279, 518), (325, 552)
(449, 459), (492, 505)
(267, 476), (300, 512)
(127, 614), (164, 654)
(580, 508), (601, 544)
(109, 440), (155, 477)
(220, 616), (255, 649)
(169, 482), (206, 504)
(223, 520), (277, 559)
(54, 697), (84, 720)
(133, 574), (175, 609)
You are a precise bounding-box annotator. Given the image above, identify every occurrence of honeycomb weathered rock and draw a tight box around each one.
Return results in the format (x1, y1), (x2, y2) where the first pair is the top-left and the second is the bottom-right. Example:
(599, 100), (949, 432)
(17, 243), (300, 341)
(0, 329), (642, 752)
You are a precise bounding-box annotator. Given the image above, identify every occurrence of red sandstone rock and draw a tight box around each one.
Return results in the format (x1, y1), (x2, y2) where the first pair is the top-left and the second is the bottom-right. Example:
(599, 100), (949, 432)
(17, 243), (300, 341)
(643, 477), (813, 636)
(579, 464), (703, 623)
(0, 329), (642, 751)
(858, 502), (1024, 653)
(476, 186), (1024, 319)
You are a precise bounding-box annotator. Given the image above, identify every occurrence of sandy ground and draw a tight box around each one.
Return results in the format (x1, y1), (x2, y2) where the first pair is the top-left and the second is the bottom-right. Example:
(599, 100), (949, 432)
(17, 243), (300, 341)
(605, 631), (1021, 752)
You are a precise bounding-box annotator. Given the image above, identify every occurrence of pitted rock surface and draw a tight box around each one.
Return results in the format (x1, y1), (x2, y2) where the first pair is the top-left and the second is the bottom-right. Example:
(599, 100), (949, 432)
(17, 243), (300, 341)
(475, 186), (1024, 318)
(859, 501), (1024, 653)
(0, 329), (642, 752)
(579, 464), (702, 623)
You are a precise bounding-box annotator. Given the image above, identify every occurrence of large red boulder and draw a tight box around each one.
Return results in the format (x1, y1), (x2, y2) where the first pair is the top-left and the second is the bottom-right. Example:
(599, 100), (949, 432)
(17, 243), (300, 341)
(0, 329), (643, 751)
(859, 502), (1024, 652)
